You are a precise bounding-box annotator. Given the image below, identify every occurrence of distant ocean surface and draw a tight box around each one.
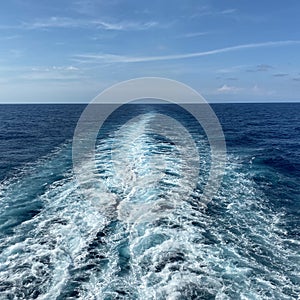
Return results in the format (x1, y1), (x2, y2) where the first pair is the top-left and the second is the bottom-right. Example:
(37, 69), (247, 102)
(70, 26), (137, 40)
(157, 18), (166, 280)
(0, 103), (299, 299)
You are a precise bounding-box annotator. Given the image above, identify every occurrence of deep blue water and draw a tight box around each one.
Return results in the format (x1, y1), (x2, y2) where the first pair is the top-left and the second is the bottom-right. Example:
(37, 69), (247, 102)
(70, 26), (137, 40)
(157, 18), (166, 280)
(0, 103), (299, 299)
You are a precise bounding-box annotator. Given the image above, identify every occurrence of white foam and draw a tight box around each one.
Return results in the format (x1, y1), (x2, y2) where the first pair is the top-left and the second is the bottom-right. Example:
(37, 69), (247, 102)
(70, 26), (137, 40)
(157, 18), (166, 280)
(0, 114), (299, 299)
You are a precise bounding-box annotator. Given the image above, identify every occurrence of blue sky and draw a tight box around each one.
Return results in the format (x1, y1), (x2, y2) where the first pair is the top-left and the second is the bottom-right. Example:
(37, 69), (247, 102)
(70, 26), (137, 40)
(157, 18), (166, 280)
(0, 0), (300, 103)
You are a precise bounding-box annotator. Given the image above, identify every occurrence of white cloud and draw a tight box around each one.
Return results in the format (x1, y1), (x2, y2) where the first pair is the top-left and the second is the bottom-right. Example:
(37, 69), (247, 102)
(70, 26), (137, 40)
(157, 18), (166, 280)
(179, 31), (209, 38)
(4, 17), (159, 31)
(1, 65), (83, 82)
(215, 84), (275, 97)
(220, 9), (237, 15)
(19, 72), (81, 81)
(92, 20), (158, 31)
(30, 66), (79, 72)
(190, 6), (237, 18)
(24, 17), (79, 29)
(73, 40), (300, 64)
(217, 84), (242, 93)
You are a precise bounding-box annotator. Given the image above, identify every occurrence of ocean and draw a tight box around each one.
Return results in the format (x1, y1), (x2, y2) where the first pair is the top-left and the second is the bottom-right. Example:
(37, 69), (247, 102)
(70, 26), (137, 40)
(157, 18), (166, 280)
(0, 103), (299, 299)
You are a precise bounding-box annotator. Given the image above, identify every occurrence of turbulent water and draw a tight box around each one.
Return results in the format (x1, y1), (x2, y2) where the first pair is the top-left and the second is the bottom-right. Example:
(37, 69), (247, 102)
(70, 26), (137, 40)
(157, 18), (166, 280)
(0, 103), (299, 299)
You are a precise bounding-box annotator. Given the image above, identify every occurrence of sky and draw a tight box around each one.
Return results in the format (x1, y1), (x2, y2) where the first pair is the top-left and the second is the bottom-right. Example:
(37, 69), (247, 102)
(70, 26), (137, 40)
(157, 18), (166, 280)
(0, 0), (300, 103)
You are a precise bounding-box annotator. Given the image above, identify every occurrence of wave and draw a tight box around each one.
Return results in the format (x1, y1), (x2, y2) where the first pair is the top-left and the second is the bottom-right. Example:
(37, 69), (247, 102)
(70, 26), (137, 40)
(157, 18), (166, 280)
(0, 112), (299, 299)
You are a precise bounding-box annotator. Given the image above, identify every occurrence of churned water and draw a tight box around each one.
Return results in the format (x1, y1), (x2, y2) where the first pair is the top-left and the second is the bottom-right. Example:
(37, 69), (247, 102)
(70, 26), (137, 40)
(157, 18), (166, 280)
(0, 103), (299, 299)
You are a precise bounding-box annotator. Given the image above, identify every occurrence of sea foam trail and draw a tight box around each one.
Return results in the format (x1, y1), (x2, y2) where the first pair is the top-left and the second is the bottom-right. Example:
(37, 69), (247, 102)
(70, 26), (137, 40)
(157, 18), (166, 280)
(0, 112), (299, 299)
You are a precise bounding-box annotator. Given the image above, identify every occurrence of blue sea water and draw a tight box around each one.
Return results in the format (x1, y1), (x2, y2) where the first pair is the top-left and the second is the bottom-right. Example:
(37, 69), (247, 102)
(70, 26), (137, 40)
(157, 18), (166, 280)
(0, 103), (299, 299)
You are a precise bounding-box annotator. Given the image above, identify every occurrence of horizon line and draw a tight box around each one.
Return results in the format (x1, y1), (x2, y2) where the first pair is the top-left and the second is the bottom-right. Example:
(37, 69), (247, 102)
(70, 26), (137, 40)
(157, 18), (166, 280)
(1, 101), (300, 104)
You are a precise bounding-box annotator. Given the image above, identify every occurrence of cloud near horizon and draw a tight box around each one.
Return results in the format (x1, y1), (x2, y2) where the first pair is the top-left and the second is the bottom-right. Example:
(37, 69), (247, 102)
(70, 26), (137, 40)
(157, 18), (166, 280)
(217, 84), (242, 94)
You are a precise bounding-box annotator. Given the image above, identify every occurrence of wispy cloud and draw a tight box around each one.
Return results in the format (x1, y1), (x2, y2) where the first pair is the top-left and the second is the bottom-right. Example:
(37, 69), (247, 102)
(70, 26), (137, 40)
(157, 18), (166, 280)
(1, 17), (159, 31)
(23, 17), (80, 29)
(178, 31), (209, 38)
(0, 35), (20, 40)
(220, 9), (237, 15)
(18, 65), (82, 81)
(216, 84), (274, 96)
(190, 6), (237, 18)
(73, 40), (300, 64)
(92, 20), (158, 31)
(31, 66), (79, 71)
